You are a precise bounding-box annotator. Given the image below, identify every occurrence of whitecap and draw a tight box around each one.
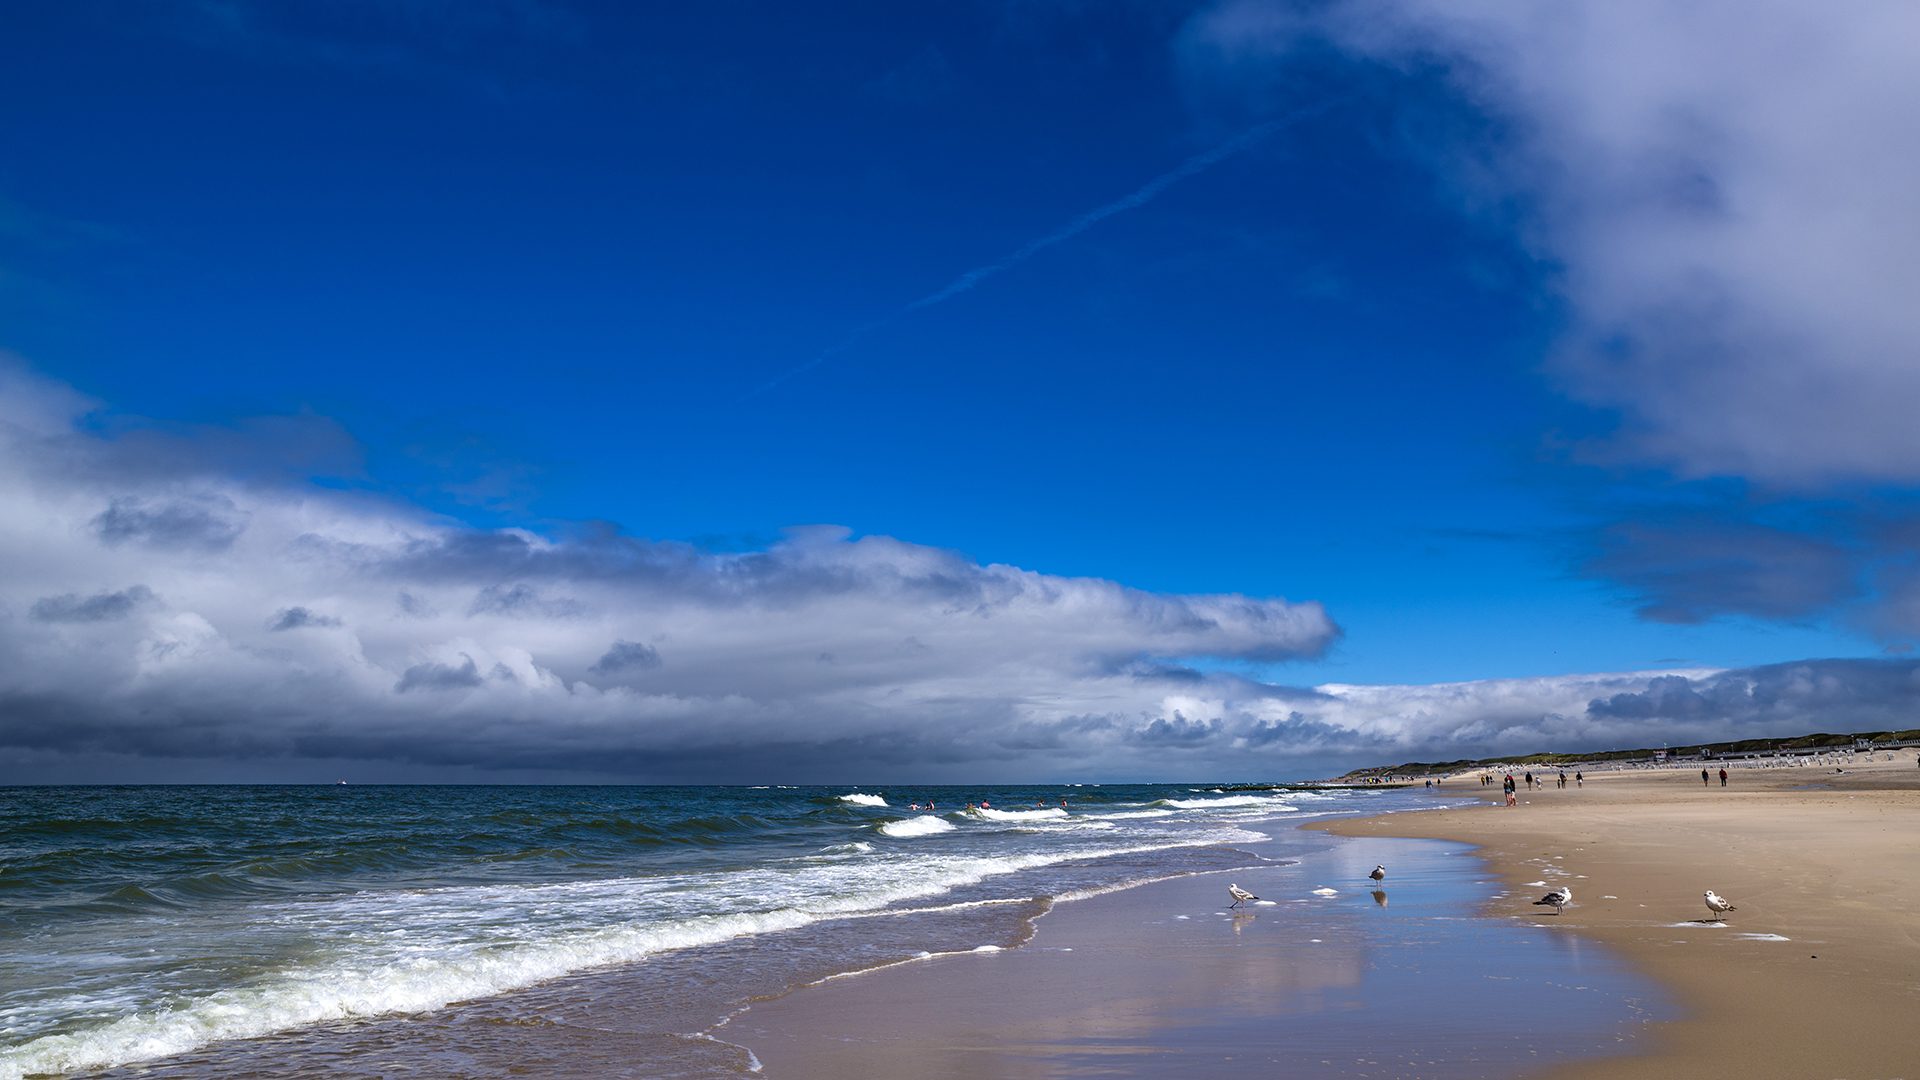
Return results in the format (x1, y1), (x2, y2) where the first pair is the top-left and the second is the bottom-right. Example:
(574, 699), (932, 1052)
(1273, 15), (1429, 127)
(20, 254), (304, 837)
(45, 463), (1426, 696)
(877, 816), (954, 838)
(1162, 795), (1276, 809)
(972, 807), (1067, 822)
(838, 793), (887, 807)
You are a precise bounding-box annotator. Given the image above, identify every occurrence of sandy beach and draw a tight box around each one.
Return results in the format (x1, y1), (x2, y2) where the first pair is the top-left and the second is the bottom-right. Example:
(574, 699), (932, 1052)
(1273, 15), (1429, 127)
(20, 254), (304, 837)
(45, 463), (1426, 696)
(735, 757), (1920, 1078)
(735, 809), (1661, 1079)
(1316, 755), (1920, 1079)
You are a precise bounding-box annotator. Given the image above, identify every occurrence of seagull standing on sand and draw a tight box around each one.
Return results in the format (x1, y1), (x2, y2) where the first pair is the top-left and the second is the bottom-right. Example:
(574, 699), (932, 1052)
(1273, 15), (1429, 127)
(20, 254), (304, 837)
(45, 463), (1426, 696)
(1704, 890), (1736, 921)
(1369, 865), (1386, 884)
(1228, 883), (1259, 909)
(1532, 887), (1572, 915)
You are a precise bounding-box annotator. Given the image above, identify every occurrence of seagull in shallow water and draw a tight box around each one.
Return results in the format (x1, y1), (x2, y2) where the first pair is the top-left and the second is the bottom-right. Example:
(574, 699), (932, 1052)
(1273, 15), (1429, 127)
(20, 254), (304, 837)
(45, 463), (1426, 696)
(1704, 890), (1736, 921)
(1227, 883), (1259, 908)
(1532, 887), (1572, 915)
(1369, 865), (1386, 884)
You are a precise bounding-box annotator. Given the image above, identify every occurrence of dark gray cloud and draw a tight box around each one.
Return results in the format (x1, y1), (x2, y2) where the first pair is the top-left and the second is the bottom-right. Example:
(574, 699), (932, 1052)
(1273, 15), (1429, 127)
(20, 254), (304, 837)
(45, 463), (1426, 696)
(29, 586), (154, 623)
(1563, 489), (1920, 640)
(1584, 511), (1859, 624)
(396, 591), (437, 618)
(591, 640), (661, 675)
(1127, 713), (1222, 745)
(467, 583), (586, 619)
(1586, 658), (1920, 732)
(270, 607), (343, 631)
(395, 656), (485, 693)
(91, 496), (247, 551)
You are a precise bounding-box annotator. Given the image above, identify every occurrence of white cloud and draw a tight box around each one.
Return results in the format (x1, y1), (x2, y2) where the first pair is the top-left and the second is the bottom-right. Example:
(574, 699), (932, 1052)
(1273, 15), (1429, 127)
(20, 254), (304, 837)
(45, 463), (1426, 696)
(7, 365), (1912, 781)
(1186, 0), (1920, 484)
(0, 365), (1343, 781)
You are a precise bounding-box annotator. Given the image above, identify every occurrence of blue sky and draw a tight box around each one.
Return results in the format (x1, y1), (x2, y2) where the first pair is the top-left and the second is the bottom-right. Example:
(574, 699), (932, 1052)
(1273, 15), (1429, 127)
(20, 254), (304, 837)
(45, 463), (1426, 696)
(2, 1), (1916, 782)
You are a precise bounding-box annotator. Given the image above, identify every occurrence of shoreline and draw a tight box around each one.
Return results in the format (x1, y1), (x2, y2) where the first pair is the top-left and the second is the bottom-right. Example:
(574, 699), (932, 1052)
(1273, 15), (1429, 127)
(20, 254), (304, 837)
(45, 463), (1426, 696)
(1311, 758), (1920, 1079)
(732, 810), (1666, 1079)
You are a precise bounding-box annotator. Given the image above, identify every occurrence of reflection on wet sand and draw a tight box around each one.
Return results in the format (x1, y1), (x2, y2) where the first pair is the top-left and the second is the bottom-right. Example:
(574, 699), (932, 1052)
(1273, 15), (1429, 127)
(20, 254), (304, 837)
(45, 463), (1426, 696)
(739, 836), (1664, 1080)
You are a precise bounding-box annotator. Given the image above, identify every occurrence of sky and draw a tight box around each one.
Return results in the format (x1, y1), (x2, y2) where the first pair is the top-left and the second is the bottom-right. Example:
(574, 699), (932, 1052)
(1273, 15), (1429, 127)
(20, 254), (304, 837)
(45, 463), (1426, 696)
(3, 0), (1919, 783)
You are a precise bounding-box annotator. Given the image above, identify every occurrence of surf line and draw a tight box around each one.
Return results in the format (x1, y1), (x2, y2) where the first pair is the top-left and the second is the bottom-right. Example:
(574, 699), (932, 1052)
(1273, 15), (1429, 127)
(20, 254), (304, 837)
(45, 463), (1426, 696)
(745, 99), (1344, 398)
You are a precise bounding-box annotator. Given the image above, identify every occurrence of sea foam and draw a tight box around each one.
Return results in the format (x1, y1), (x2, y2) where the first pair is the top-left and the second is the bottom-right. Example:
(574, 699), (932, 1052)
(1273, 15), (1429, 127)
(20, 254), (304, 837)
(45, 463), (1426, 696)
(0, 784), (1399, 1080)
(1161, 795), (1282, 809)
(972, 807), (1068, 822)
(878, 815), (954, 838)
(1, 835), (1256, 1080)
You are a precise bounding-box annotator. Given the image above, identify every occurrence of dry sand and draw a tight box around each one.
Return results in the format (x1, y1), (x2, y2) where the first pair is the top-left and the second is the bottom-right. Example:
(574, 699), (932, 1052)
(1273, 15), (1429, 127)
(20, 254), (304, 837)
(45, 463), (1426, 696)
(1317, 754), (1920, 1079)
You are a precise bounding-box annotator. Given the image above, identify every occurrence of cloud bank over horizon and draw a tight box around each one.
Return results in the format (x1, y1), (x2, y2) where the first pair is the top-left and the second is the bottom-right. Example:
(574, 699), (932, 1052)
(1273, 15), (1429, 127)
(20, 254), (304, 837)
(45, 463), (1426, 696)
(1, 364), (1345, 782)
(5, 366), (1916, 783)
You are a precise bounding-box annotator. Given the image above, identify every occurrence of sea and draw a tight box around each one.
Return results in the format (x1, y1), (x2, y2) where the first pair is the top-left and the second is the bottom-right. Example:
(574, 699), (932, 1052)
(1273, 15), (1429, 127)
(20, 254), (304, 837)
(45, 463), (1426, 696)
(0, 785), (1662, 1079)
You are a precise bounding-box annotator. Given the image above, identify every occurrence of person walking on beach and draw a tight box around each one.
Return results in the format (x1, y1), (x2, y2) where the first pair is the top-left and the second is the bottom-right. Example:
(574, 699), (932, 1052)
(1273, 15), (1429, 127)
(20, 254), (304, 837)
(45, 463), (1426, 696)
(1719, 768), (1728, 786)
(1701, 769), (1711, 786)
(1503, 774), (1517, 806)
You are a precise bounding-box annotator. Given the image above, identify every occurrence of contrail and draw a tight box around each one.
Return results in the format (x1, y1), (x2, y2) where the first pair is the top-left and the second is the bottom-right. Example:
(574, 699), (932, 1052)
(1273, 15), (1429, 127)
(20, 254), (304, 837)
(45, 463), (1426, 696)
(748, 102), (1338, 397)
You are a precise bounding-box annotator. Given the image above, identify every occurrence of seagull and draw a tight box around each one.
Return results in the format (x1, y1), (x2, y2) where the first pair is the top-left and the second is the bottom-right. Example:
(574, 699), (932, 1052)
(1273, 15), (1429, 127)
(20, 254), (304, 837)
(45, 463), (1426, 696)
(1532, 887), (1572, 915)
(1704, 890), (1736, 921)
(1227, 883), (1259, 908)
(1369, 865), (1386, 884)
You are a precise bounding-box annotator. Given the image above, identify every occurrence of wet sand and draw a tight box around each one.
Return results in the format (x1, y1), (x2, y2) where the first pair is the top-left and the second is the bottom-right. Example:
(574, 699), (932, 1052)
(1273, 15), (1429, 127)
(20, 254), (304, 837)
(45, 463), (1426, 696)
(733, 833), (1664, 1079)
(1315, 755), (1920, 1079)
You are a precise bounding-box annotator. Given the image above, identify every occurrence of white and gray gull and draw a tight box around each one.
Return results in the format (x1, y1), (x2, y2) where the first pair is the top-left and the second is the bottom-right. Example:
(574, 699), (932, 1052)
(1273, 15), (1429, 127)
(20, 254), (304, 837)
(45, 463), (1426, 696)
(1532, 887), (1572, 915)
(1227, 883), (1259, 909)
(1369, 865), (1386, 884)
(1704, 890), (1736, 921)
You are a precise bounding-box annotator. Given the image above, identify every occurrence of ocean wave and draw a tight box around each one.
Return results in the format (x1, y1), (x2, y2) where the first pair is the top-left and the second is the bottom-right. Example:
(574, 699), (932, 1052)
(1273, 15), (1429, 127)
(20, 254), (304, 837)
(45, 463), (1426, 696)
(2, 836), (1240, 1080)
(0, 822), (1289, 1080)
(1159, 787), (1282, 803)
(970, 807), (1068, 822)
(0, 783), (1410, 1080)
(0, 904), (818, 1080)
(877, 816), (954, 838)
